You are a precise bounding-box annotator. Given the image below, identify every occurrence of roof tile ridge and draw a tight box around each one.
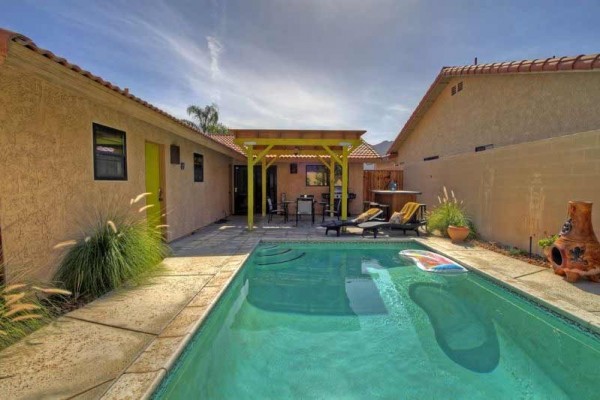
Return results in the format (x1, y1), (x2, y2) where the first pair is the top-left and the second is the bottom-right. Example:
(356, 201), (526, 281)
(0, 28), (32, 65)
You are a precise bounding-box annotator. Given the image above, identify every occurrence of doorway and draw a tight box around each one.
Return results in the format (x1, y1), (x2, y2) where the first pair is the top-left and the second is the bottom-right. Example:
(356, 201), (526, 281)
(144, 142), (165, 227)
(233, 165), (277, 215)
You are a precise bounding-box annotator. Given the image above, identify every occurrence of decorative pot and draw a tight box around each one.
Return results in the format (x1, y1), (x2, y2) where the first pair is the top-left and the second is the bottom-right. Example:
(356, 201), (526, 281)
(447, 225), (470, 243)
(549, 201), (600, 282)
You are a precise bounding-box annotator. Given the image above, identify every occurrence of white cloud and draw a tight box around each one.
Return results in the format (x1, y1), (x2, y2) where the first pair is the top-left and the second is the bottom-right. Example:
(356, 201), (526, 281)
(206, 36), (223, 80)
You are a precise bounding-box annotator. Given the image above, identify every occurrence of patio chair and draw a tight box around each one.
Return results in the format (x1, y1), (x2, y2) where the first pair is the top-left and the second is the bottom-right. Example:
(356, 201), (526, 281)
(321, 208), (383, 236)
(267, 197), (286, 223)
(296, 197), (315, 226)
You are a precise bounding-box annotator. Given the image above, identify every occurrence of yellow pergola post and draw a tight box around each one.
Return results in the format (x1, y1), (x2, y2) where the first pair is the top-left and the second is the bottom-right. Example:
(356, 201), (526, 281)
(247, 145), (254, 230)
(341, 145), (349, 220)
(261, 157), (267, 217)
(329, 158), (335, 216)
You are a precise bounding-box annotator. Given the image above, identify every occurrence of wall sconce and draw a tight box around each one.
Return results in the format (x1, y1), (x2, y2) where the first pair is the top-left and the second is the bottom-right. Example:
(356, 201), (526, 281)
(180, 162), (185, 170)
(293, 146), (300, 156)
(290, 163), (298, 174)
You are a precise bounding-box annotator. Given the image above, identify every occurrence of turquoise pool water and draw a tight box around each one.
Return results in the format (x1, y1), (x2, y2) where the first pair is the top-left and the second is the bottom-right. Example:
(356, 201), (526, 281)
(154, 242), (600, 399)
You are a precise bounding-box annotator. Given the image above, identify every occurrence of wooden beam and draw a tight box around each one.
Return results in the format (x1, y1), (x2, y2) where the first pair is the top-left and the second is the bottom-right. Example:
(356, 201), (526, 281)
(266, 155), (279, 169)
(317, 155), (331, 170)
(247, 145), (254, 230)
(329, 158), (335, 217)
(341, 145), (349, 220)
(234, 138), (362, 147)
(261, 157), (267, 217)
(322, 146), (343, 166)
(253, 144), (274, 164)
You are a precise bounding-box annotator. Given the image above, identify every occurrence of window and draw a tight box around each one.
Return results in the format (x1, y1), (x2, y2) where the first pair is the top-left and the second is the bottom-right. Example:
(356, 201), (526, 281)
(457, 81), (463, 92)
(451, 86), (457, 96)
(475, 144), (493, 152)
(93, 123), (127, 180)
(194, 153), (204, 182)
(306, 165), (328, 186)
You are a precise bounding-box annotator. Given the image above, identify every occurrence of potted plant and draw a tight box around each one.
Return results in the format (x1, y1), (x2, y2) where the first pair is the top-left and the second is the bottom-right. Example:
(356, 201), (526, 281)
(427, 187), (473, 243)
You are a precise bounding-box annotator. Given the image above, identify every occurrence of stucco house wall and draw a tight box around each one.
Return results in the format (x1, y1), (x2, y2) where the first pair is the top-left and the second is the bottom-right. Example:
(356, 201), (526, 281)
(394, 71), (600, 253)
(0, 44), (236, 281)
(274, 161), (364, 216)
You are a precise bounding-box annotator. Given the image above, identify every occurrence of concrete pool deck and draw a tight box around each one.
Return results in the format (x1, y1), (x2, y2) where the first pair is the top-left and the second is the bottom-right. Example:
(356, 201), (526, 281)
(0, 215), (599, 399)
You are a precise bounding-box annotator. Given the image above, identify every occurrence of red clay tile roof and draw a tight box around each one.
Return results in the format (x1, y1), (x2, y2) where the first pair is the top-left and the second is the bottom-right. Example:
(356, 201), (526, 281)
(0, 28), (242, 156)
(208, 134), (380, 160)
(389, 53), (600, 154)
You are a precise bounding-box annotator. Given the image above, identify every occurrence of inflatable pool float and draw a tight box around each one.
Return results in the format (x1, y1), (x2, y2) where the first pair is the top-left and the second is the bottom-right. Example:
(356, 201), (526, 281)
(399, 250), (467, 273)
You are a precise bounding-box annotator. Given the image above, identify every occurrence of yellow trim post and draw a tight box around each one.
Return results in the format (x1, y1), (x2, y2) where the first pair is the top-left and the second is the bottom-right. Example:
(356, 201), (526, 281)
(329, 158), (335, 216)
(266, 155), (279, 168)
(247, 145), (254, 230)
(261, 157), (267, 217)
(322, 145), (343, 166)
(341, 145), (349, 220)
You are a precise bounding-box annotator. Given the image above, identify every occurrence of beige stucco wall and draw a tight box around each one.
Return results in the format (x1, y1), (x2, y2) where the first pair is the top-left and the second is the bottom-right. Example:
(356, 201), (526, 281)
(396, 72), (600, 164)
(394, 71), (600, 252)
(0, 49), (234, 281)
(403, 130), (600, 253)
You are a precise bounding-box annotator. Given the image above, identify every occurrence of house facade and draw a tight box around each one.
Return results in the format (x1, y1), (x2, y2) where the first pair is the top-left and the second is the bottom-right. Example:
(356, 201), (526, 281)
(0, 28), (379, 281)
(0, 29), (245, 281)
(389, 55), (600, 252)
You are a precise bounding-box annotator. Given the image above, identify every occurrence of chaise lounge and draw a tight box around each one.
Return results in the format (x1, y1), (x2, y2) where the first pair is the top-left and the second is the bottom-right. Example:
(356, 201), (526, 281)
(321, 208), (383, 236)
(357, 202), (427, 238)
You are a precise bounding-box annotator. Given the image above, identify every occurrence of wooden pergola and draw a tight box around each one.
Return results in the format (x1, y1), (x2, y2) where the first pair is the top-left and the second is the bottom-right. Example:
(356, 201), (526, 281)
(231, 129), (366, 230)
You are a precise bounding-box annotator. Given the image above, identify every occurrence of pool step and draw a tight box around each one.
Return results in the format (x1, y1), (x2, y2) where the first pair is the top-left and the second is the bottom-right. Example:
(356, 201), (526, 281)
(254, 246), (306, 266)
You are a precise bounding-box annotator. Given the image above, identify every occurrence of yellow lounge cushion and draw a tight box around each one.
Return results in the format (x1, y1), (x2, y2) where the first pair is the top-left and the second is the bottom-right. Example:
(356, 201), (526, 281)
(355, 208), (382, 223)
(396, 202), (421, 224)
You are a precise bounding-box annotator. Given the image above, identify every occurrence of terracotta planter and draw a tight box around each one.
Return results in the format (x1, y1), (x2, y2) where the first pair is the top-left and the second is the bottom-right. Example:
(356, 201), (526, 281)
(447, 225), (470, 243)
(549, 201), (600, 282)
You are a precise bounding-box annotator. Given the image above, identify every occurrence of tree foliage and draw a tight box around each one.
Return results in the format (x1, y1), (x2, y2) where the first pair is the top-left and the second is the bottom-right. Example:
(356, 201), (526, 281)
(183, 103), (229, 134)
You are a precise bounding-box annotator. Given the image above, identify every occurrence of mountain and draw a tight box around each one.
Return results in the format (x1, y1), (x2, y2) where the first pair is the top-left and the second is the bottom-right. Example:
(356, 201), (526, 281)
(371, 140), (393, 156)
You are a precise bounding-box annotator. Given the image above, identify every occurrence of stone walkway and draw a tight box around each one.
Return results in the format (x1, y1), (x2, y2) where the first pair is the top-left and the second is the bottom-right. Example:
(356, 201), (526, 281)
(0, 216), (599, 399)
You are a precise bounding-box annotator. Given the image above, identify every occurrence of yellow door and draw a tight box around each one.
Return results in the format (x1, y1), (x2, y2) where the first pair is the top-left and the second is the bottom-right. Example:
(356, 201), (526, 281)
(145, 142), (162, 225)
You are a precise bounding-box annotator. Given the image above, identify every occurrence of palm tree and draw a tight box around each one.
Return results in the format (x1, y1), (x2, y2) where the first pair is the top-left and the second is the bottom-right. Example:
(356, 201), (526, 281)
(183, 103), (228, 134)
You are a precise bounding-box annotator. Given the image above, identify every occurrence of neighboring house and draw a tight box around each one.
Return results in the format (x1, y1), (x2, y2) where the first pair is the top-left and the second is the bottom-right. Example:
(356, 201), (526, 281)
(388, 54), (600, 252)
(0, 28), (244, 281)
(209, 134), (380, 216)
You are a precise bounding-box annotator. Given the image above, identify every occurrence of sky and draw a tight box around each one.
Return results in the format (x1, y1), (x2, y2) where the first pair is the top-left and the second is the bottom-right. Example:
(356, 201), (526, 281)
(2, 0), (599, 143)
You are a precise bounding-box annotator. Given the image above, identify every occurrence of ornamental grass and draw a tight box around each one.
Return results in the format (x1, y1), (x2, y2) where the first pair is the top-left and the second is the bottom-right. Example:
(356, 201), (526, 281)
(54, 194), (169, 299)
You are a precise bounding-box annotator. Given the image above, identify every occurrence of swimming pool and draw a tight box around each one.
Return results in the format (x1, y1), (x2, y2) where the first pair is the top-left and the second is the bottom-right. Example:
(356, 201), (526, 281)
(154, 242), (600, 399)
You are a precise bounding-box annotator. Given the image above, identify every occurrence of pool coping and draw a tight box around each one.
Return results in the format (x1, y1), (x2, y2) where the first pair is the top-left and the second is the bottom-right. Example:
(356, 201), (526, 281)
(100, 237), (600, 399)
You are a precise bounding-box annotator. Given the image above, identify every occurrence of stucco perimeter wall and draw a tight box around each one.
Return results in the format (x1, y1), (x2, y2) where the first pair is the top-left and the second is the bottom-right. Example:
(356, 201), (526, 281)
(403, 130), (600, 254)
(247, 161), (364, 216)
(396, 72), (600, 164)
(0, 60), (232, 281)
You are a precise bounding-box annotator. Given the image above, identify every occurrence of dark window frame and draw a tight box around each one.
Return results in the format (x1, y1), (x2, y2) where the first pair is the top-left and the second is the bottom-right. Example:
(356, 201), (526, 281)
(93, 123), (127, 181)
(305, 164), (329, 187)
(194, 152), (204, 182)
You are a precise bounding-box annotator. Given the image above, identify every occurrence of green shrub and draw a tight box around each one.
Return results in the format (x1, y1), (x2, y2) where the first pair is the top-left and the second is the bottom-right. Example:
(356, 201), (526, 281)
(0, 283), (70, 350)
(538, 234), (558, 249)
(54, 195), (168, 299)
(426, 187), (475, 238)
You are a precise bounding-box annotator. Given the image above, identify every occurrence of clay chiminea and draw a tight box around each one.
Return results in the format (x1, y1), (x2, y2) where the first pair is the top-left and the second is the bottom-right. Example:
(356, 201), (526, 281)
(549, 201), (600, 282)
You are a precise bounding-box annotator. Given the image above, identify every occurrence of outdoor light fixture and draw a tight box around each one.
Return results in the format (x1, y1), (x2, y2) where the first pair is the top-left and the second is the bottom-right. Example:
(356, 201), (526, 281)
(294, 146), (300, 155)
